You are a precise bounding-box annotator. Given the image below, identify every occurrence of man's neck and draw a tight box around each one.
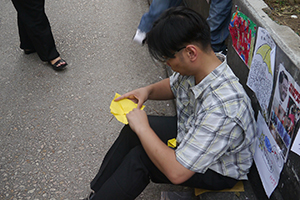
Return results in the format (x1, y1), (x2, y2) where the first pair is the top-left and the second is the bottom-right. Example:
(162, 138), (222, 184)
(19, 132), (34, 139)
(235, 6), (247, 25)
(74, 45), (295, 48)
(194, 51), (223, 85)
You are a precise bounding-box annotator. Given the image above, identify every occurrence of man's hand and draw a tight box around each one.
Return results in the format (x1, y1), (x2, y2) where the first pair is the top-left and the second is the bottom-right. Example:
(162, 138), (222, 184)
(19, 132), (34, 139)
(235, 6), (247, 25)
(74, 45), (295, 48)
(115, 78), (174, 109)
(127, 109), (196, 184)
(115, 87), (150, 109)
(126, 108), (150, 134)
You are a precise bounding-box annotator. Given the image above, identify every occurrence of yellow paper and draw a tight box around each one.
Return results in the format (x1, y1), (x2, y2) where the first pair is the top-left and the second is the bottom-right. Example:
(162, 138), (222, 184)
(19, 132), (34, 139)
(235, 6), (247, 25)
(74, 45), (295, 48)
(167, 138), (177, 148)
(110, 93), (145, 124)
(194, 181), (244, 196)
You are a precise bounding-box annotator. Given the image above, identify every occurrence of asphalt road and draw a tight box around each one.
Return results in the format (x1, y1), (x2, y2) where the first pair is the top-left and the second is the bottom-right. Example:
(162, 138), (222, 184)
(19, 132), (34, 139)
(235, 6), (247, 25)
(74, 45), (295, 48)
(0, 0), (178, 199)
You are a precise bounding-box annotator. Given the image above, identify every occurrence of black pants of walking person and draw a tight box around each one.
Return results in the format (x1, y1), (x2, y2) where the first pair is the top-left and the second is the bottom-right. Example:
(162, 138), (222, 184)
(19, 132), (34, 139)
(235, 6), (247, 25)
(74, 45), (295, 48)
(11, 0), (59, 62)
(89, 115), (238, 200)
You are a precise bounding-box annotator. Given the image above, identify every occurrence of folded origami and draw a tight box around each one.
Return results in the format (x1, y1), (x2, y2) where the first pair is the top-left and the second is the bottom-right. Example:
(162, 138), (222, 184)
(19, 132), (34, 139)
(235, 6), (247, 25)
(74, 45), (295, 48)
(167, 138), (177, 148)
(110, 93), (145, 124)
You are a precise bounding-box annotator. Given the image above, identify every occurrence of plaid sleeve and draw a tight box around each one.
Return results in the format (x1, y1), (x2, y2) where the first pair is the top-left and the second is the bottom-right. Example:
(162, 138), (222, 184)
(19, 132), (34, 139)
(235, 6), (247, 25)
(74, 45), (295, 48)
(170, 72), (181, 98)
(175, 102), (244, 173)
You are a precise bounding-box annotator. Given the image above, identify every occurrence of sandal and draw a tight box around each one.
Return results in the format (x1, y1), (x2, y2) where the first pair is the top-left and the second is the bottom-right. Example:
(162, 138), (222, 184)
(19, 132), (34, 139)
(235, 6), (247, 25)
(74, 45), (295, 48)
(24, 49), (36, 54)
(49, 59), (68, 71)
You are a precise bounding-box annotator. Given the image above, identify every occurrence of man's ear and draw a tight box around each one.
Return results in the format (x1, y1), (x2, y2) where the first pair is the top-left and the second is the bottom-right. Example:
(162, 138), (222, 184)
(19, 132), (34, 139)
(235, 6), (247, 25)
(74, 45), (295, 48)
(185, 45), (197, 62)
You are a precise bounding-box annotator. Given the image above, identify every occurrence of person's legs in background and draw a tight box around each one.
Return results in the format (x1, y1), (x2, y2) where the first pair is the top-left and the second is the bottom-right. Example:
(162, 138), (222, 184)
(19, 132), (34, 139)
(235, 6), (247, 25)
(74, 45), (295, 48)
(11, 0), (60, 61)
(207, 0), (232, 54)
(16, 13), (35, 54)
(133, 0), (182, 44)
(11, 0), (67, 70)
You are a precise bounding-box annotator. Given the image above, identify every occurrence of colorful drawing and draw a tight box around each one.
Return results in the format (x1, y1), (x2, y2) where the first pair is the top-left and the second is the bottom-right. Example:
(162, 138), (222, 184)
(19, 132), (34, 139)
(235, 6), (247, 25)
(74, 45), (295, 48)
(255, 113), (284, 197)
(229, 9), (257, 67)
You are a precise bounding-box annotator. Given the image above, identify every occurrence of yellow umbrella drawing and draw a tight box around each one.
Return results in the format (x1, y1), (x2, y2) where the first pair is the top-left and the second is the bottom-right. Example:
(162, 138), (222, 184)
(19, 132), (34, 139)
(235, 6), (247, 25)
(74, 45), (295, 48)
(256, 44), (273, 76)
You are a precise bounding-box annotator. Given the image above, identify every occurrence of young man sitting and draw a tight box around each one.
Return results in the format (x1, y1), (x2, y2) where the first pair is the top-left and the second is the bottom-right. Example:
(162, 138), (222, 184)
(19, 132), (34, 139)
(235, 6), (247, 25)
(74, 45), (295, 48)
(83, 6), (256, 200)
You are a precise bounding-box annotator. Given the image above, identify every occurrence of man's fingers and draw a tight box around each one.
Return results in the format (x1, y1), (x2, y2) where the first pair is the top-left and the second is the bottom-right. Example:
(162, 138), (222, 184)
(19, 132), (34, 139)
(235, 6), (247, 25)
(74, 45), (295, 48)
(115, 94), (130, 101)
(137, 102), (144, 109)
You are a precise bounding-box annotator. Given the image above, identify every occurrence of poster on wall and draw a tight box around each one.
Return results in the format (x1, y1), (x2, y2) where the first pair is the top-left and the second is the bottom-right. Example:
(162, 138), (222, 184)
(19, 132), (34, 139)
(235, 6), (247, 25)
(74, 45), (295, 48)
(247, 27), (276, 120)
(269, 64), (300, 161)
(254, 112), (284, 198)
(229, 9), (257, 67)
(251, 30), (300, 197)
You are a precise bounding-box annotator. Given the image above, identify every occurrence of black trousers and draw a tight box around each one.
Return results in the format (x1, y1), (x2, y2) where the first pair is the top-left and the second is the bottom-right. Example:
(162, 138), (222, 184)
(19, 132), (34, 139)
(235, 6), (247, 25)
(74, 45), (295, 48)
(11, 0), (59, 61)
(90, 116), (238, 200)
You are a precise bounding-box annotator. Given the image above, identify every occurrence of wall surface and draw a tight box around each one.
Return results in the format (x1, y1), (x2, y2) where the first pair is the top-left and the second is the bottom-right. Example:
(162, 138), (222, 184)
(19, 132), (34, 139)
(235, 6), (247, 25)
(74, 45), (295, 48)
(183, 0), (300, 199)
(230, 1), (300, 200)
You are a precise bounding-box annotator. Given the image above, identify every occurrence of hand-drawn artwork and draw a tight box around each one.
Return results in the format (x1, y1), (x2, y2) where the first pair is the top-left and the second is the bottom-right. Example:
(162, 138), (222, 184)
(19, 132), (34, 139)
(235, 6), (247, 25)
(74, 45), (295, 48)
(256, 44), (273, 76)
(255, 112), (284, 198)
(247, 27), (276, 120)
(229, 9), (257, 67)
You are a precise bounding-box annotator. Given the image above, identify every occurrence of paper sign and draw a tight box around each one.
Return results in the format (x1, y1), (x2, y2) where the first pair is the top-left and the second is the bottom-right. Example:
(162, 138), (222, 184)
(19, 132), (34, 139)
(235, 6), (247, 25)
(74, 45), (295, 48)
(229, 9), (257, 67)
(247, 27), (276, 120)
(254, 112), (284, 197)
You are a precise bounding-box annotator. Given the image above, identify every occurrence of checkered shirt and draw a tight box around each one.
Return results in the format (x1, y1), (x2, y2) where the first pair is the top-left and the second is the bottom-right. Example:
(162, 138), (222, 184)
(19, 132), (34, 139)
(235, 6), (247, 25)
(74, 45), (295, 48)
(170, 56), (256, 180)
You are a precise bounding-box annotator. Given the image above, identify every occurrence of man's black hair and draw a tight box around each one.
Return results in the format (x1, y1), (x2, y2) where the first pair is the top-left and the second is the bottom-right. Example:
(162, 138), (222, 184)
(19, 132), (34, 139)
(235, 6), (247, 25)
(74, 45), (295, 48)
(145, 6), (211, 62)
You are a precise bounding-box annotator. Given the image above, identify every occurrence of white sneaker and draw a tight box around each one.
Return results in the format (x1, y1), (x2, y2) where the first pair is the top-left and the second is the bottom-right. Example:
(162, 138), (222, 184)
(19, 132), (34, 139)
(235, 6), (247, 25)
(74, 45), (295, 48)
(133, 29), (146, 45)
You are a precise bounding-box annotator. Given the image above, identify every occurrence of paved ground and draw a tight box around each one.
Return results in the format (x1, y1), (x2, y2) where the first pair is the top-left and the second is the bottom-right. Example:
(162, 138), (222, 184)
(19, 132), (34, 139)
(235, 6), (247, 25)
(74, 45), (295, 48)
(0, 0), (259, 199)
(0, 0), (180, 199)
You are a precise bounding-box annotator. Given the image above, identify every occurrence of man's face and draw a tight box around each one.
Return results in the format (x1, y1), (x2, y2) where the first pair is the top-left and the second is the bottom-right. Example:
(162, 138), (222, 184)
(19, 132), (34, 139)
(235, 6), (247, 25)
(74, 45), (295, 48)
(166, 49), (190, 76)
(167, 57), (184, 74)
(279, 78), (288, 102)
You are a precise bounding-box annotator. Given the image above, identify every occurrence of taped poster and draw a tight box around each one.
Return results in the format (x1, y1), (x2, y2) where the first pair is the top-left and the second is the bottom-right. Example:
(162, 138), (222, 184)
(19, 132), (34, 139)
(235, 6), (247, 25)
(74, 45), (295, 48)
(229, 9), (257, 67)
(247, 27), (276, 120)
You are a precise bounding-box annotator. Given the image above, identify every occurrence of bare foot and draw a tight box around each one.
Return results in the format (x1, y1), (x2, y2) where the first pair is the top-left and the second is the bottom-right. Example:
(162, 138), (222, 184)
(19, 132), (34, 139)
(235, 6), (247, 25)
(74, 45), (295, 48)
(50, 57), (67, 68)
(50, 57), (62, 65)
(49, 57), (68, 71)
